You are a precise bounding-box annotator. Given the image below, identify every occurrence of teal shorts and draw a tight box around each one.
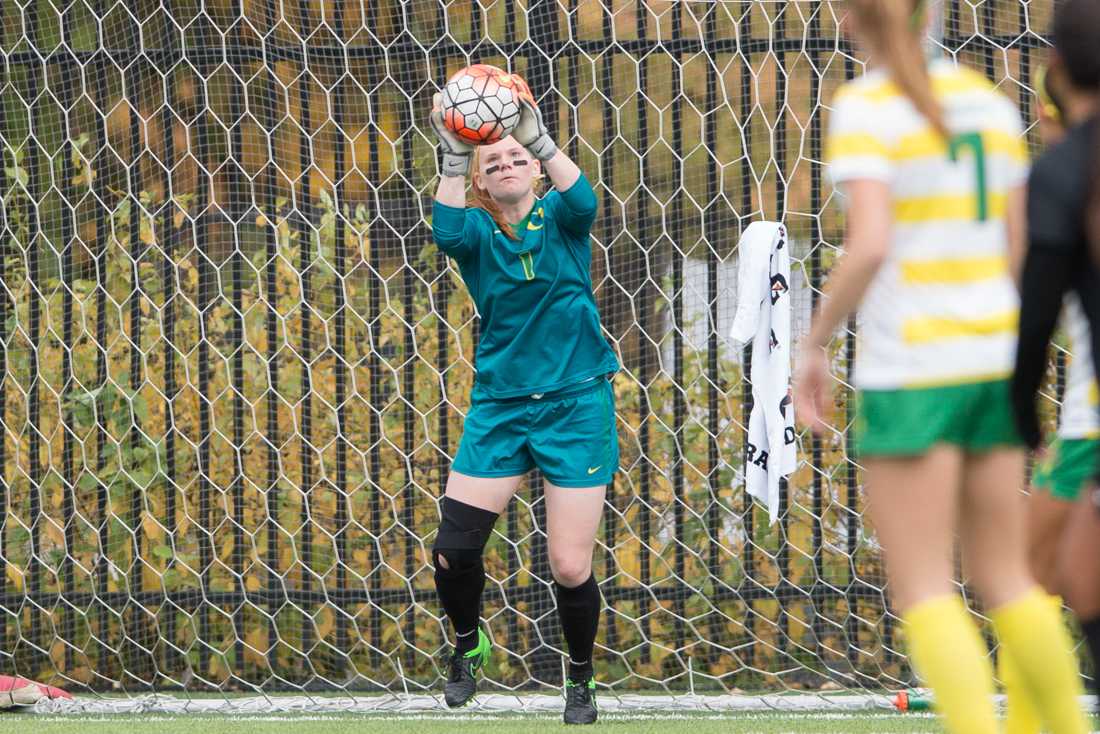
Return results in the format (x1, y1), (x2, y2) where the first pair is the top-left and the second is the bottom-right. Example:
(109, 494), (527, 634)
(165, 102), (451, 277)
(853, 379), (1022, 458)
(452, 377), (619, 487)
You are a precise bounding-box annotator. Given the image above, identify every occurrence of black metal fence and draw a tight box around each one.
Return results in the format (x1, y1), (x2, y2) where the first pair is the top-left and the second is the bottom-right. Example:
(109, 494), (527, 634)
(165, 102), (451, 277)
(0, 0), (1056, 694)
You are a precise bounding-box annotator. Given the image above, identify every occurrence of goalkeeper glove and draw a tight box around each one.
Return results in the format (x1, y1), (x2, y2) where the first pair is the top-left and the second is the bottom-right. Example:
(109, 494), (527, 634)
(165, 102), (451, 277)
(512, 97), (558, 162)
(429, 92), (474, 177)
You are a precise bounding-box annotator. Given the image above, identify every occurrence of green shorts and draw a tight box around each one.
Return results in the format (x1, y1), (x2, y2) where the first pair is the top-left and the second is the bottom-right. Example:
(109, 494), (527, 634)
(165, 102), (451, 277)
(1032, 437), (1100, 501)
(853, 379), (1022, 458)
(452, 377), (619, 487)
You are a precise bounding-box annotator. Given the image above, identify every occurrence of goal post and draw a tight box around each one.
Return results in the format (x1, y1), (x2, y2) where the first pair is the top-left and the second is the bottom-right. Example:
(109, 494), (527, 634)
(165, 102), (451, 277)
(0, 0), (1071, 707)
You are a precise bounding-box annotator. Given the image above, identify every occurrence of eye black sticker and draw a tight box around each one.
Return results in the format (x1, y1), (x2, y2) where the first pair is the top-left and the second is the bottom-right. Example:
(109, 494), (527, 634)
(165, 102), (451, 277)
(484, 160), (528, 176)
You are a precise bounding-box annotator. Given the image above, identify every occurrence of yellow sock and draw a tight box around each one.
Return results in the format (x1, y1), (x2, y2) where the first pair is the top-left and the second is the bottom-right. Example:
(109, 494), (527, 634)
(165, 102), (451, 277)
(904, 595), (998, 734)
(1000, 642), (1041, 734)
(992, 588), (1089, 734)
(1001, 597), (1062, 734)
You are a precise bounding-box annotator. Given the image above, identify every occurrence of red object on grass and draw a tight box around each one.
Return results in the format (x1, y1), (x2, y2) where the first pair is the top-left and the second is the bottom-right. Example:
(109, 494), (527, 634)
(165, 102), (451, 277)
(0, 674), (71, 700)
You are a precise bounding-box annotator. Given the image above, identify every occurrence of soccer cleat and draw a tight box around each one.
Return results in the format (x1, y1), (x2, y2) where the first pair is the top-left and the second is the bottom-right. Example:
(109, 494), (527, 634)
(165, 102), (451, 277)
(444, 629), (491, 708)
(563, 675), (598, 725)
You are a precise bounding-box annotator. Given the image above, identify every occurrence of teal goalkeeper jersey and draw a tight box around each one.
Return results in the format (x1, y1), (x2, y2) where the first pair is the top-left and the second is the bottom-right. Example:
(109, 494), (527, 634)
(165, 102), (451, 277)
(432, 174), (619, 399)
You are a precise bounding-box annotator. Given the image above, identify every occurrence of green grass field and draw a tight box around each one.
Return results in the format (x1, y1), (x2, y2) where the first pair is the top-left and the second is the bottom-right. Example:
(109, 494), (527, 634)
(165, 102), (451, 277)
(0, 711), (963, 734)
(4, 692), (1096, 734)
(5, 712), (1100, 733)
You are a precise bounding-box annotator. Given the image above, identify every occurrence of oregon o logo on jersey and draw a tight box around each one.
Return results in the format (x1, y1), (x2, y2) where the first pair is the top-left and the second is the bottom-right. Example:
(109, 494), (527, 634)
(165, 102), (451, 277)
(527, 206), (545, 231)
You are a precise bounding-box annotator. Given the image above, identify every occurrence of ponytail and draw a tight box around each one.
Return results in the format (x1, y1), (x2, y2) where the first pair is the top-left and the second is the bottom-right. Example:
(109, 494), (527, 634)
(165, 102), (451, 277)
(848, 0), (950, 139)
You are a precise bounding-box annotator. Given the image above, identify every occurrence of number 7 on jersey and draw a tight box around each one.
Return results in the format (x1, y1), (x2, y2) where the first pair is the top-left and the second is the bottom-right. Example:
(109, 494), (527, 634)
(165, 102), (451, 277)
(948, 131), (988, 222)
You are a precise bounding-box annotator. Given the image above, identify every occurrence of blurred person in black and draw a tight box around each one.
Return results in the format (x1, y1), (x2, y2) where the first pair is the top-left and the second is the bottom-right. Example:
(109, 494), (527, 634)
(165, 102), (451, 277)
(1011, 0), (1100, 686)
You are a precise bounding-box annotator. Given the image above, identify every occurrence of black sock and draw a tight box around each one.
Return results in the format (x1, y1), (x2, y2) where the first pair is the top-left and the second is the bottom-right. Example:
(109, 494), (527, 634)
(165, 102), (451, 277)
(433, 498), (498, 655)
(436, 557), (485, 654)
(555, 575), (601, 681)
(1082, 614), (1100, 693)
(453, 625), (481, 656)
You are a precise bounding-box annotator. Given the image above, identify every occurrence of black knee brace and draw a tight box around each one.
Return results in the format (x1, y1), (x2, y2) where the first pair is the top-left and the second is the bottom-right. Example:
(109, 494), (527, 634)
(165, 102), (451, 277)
(432, 497), (499, 576)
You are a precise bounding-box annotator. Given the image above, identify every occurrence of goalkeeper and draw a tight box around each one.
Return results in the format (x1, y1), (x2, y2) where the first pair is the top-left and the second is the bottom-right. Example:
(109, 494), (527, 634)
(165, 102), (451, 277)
(425, 81), (619, 724)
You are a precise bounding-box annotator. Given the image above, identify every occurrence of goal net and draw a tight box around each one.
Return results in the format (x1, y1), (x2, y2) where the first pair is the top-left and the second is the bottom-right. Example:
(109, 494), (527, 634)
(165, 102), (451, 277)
(0, 0), (1076, 712)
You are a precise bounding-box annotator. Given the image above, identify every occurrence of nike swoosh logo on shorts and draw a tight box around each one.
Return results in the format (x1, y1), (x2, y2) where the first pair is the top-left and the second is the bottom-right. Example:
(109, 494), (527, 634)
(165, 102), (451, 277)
(587, 466), (602, 475)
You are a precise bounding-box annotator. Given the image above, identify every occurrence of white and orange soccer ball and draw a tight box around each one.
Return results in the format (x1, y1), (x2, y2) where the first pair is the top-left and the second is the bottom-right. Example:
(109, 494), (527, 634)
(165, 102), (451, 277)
(440, 64), (532, 145)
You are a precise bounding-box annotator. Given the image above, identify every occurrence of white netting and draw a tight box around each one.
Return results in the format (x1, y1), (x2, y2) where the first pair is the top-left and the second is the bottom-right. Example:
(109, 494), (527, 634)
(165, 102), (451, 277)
(0, 0), (1077, 710)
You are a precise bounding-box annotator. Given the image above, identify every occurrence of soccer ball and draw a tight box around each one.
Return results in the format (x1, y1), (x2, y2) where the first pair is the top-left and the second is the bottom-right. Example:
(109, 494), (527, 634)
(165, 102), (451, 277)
(441, 64), (530, 145)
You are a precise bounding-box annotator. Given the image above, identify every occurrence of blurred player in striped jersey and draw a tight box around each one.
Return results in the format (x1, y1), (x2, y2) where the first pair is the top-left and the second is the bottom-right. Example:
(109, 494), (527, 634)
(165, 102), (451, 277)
(1012, 0), (1100, 705)
(795, 1), (1089, 733)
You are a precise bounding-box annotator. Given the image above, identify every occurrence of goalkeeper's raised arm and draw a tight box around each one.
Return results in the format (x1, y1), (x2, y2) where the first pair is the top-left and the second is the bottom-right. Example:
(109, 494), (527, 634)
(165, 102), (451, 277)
(429, 91), (473, 209)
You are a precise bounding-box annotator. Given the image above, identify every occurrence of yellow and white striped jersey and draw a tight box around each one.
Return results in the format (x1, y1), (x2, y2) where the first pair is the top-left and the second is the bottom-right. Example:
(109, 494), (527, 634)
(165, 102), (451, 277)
(826, 58), (1029, 390)
(1059, 295), (1100, 440)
